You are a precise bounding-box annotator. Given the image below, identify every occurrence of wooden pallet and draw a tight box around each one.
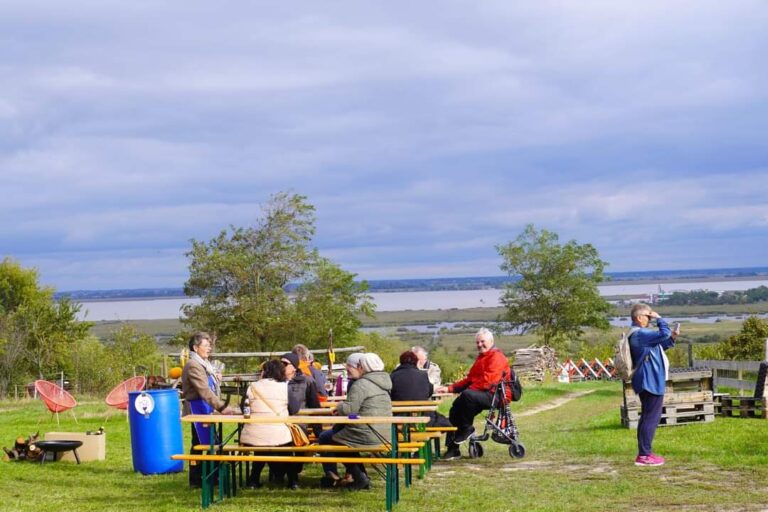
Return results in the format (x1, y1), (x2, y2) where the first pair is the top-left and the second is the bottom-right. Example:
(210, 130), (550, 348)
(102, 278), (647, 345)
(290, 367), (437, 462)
(624, 390), (713, 409)
(720, 396), (766, 419)
(621, 401), (715, 429)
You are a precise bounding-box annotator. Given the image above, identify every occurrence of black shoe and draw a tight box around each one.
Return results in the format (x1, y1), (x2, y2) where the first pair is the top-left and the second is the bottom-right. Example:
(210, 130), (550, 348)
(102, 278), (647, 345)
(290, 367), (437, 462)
(245, 480), (262, 489)
(442, 447), (461, 461)
(453, 426), (475, 444)
(320, 472), (342, 488)
(346, 472), (370, 491)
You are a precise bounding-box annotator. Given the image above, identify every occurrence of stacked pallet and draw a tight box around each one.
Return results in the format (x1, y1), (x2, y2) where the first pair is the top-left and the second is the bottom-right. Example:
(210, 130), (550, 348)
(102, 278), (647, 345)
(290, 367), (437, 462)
(716, 361), (767, 419)
(512, 346), (557, 382)
(720, 396), (766, 418)
(620, 368), (715, 429)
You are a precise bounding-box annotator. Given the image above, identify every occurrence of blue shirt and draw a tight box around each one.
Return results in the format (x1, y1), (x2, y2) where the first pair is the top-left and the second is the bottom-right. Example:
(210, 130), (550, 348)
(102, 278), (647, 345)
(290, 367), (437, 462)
(629, 318), (675, 395)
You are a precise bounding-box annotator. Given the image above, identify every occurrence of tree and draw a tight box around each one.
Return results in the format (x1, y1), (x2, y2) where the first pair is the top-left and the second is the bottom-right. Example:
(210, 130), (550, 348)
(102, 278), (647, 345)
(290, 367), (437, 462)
(0, 258), (91, 397)
(105, 324), (162, 378)
(712, 316), (768, 360)
(496, 225), (611, 351)
(182, 192), (374, 353)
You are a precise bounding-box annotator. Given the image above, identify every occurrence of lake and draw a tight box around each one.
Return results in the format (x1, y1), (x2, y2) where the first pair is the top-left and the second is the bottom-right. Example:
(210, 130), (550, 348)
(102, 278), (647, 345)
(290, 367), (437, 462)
(75, 278), (768, 321)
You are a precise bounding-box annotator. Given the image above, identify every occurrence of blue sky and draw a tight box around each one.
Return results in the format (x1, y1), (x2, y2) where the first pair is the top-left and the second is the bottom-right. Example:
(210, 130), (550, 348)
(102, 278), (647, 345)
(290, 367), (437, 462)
(1, 1), (767, 291)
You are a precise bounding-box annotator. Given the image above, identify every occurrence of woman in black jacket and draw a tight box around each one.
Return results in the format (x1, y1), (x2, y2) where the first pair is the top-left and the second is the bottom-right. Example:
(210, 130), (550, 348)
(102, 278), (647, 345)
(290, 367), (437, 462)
(390, 350), (451, 427)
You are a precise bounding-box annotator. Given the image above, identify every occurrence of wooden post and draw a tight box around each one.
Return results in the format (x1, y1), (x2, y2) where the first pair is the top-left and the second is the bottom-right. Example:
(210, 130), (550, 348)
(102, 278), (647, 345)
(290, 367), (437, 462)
(764, 338), (768, 361)
(738, 368), (744, 396)
(687, 343), (694, 368)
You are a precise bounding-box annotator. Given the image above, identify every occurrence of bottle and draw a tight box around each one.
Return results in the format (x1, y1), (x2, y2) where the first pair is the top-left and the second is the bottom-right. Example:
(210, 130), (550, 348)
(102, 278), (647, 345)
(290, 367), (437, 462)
(242, 398), (251, 419)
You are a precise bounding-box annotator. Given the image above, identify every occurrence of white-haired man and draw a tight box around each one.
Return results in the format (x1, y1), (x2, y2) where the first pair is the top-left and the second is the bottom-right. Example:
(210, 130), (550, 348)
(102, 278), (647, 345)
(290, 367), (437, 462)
(411, 345), (442, 387)
(436, 327), (510, 460)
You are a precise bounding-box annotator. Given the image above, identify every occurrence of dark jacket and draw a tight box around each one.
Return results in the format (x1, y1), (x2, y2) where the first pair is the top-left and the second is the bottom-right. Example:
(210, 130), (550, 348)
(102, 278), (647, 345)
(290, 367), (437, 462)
(287, 373), (321, 413)
(390, 363), (433, 401)
(288, 372), (322, 435)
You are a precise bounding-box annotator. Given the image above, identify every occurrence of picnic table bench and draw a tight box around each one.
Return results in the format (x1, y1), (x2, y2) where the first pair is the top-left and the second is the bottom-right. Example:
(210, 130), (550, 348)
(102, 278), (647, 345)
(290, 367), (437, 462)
(178, 414), (430, 511)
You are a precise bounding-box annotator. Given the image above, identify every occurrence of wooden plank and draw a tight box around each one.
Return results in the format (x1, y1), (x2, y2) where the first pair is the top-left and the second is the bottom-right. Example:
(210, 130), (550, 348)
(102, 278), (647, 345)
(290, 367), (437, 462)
(621, 402), (715, 421)
(694, 360), (762, 372)
(624, 390), (713, 408)
(172, 454), (426, 465)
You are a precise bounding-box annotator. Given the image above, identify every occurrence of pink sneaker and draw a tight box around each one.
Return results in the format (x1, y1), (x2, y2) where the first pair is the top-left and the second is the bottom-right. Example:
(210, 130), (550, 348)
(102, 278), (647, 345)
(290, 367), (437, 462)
(649, 454), (665, 465)
(635, 455), (664, 466)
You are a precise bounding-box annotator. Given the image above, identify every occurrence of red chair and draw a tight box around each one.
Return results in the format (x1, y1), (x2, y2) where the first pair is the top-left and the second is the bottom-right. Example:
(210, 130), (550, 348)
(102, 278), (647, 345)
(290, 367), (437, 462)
(34, 380), (78, 425)
(105, 376), (147, 410)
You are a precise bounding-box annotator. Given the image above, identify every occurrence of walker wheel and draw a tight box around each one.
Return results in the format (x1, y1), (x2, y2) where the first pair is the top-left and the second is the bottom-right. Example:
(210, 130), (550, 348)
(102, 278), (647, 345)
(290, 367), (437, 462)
(509, 442), (525, 459)
(468, 441), (484, 459)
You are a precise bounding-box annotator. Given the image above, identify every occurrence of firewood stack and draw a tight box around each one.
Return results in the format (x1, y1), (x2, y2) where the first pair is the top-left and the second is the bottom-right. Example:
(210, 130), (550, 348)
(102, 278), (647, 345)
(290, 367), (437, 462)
(512, 346), (557, 382)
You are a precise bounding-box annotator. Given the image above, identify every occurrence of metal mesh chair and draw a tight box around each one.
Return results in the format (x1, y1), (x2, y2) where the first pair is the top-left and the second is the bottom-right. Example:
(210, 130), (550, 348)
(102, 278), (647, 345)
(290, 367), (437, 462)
(34, 380), (78, 425)
(105, 376), (147, 410)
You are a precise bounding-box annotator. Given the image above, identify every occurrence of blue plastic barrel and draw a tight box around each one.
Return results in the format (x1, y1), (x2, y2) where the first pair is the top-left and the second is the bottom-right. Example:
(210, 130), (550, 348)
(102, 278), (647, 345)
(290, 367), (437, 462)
(128, 389), (183, 475)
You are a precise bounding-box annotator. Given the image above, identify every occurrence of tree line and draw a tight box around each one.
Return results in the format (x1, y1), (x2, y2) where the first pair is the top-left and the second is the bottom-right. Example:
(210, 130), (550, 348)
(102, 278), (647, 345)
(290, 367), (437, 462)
(661, 286), (768, 306)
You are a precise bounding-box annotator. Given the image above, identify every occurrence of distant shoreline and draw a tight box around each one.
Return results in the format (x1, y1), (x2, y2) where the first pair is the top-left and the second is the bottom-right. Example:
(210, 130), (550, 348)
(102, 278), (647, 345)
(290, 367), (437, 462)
(72, 273), (768, 303)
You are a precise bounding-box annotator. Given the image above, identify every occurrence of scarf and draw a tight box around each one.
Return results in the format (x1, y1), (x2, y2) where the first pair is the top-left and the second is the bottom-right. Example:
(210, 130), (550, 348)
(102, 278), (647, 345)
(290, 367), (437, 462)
(189, 350), (221, 397)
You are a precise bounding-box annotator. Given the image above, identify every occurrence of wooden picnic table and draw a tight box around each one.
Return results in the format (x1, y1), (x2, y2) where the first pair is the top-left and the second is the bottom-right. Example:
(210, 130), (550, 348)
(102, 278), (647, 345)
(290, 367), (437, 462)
(300, 405), (438, 415)
(180, 414), (430, 511)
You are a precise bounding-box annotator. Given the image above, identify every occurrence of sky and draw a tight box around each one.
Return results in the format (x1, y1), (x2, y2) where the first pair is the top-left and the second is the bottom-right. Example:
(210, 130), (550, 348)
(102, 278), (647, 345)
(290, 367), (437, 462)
(1, 1), (767, 291)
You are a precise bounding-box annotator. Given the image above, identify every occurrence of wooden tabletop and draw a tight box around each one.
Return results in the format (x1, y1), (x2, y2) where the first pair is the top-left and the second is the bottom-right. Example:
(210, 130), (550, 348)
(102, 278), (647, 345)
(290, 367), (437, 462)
(299, 405), (437, 415)
(182, 414), (430, 425)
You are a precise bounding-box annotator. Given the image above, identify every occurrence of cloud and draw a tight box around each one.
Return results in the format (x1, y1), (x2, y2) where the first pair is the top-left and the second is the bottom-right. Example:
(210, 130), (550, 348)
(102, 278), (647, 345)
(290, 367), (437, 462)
(1, 1), (767, 290)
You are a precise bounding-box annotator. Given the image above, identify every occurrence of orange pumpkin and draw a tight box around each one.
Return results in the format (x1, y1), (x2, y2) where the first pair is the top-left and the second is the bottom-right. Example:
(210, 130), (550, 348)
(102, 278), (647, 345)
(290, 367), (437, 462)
(168, 366), (183, 379)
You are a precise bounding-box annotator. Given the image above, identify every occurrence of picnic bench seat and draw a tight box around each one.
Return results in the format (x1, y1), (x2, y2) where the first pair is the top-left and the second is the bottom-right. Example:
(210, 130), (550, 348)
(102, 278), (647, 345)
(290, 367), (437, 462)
(172, 452), (426, 511)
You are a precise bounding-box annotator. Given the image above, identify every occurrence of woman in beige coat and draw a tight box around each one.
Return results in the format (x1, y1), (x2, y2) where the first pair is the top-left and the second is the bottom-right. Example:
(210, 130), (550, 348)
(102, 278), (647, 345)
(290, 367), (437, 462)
(240, 359), (297, 488)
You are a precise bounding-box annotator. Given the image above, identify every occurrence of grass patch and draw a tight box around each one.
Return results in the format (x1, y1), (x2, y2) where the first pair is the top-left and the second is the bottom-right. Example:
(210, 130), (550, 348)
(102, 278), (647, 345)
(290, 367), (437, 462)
(2, 382), (767, 511)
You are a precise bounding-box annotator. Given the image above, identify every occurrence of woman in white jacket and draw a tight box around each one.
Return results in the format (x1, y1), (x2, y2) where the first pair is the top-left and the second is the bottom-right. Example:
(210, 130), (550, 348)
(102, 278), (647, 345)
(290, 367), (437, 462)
(240, 359), (297, 488)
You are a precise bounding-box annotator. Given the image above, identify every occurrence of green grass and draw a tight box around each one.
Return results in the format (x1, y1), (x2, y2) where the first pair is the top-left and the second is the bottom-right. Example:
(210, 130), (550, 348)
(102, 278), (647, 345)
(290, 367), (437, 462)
(3, 382), (767, 511)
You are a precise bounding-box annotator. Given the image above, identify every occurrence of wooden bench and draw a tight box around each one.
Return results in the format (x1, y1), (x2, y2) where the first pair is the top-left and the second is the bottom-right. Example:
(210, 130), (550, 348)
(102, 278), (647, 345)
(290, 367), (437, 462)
(182, 413), (431, 511)
(172, 453), (426, 511)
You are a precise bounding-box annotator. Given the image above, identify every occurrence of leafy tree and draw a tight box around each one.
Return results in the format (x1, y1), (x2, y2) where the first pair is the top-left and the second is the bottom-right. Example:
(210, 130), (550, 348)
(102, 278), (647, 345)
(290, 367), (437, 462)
(0, 258), (91, 396)
(496, 225), (611, 352)
(183, 192), (374, 353)
(707, 316), (768, 360)
(105, 324), (162, 378)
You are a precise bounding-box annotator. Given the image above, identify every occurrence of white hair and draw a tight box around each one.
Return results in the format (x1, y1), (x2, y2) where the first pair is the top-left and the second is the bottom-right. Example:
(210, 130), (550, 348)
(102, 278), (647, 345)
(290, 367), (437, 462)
(475, 327), (494, 343)
(358, 353), (385, 373)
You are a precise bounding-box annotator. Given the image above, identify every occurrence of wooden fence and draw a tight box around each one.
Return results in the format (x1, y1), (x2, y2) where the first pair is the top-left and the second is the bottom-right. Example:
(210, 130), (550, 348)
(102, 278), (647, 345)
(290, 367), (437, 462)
(693, 359), (762, 394)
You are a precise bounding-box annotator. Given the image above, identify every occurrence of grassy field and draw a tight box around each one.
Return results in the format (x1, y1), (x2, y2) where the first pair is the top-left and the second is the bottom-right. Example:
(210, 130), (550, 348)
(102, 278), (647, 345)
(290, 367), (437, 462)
(2, 381), (767, 512)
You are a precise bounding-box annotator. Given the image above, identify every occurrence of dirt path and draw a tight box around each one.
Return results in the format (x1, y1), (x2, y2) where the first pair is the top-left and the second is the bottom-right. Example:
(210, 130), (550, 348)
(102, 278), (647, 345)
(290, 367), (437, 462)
(515, 389), (596, 417)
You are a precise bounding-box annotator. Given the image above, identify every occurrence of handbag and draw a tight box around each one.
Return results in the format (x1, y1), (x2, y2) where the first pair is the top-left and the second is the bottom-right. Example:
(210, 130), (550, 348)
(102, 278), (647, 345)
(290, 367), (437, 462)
(249, 385), (310, 447)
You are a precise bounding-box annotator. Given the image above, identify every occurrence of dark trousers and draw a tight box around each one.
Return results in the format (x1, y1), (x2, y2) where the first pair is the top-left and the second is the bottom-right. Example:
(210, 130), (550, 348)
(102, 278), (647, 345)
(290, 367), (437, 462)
(244, 441), (298, 486)
(318, 428), (364, 478)
(447, 389), (493, 448)
(189, 424), (202, 487)
(190, 424), (221, 488)
(637, 391), (664, 456)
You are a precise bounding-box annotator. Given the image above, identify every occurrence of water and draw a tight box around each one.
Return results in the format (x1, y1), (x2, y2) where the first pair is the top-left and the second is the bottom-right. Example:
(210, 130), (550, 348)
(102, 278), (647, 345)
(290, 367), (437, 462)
(75, 278), (768, 321)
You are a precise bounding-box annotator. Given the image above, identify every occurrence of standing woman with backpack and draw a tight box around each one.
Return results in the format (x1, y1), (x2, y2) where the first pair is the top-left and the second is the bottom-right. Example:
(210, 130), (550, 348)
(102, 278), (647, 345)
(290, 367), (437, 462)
(628, 303), (678, 466)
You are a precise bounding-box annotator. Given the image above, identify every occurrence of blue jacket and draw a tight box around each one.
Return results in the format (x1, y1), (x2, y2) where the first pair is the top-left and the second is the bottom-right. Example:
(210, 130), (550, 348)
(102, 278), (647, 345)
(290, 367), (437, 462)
(629, 318), (675, 395)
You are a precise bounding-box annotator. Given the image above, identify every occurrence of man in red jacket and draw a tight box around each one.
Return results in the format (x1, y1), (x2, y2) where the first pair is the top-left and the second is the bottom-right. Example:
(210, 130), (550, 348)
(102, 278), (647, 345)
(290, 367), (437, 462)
(436, 327), (509, 460)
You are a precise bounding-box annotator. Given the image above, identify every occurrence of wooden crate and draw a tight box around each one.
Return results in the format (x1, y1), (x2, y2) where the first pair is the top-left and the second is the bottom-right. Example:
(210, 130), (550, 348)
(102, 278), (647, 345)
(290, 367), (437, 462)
(720, 396), (766, 419)
(621, 402), (715, 429)
(624, 389), (713, 409)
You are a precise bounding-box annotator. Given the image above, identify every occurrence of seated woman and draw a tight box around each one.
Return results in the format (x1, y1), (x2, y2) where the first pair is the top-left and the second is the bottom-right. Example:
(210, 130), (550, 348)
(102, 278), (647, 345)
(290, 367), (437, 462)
(240, 359), (298, 489)
(390, 350), (451, 427)
(318, 353), (392, 490)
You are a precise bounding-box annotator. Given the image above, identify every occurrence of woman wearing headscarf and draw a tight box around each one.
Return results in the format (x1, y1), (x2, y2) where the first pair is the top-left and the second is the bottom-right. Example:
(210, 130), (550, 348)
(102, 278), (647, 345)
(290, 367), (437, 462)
(317, 352), (392, 490)
(181, 332), (234, 488)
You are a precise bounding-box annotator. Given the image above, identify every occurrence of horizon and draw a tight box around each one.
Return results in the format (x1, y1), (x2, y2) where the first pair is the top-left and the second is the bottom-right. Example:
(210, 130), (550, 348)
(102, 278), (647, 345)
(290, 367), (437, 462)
(2, 2), (767, 291)
(56, 265), (768, 296)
